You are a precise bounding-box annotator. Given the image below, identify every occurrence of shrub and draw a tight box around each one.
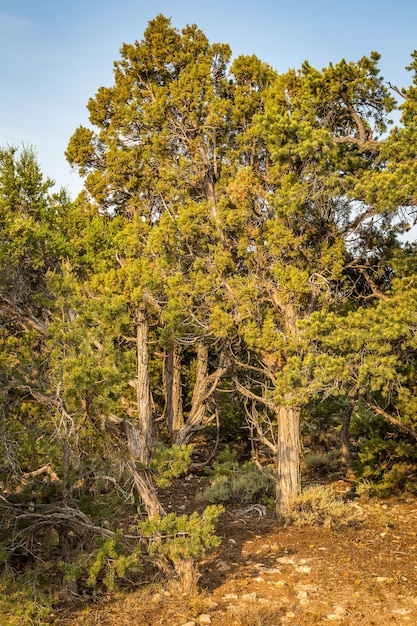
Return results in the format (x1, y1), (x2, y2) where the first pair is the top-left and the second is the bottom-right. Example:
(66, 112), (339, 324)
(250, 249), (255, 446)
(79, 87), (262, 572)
(303, 449), (344, 476)
(198, 449), (273, 505)
(284, 485), (363, 529)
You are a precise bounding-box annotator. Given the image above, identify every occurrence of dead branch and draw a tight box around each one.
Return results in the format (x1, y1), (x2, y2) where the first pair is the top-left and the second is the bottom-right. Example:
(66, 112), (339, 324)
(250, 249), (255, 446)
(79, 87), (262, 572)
(366, 401), (417, 440)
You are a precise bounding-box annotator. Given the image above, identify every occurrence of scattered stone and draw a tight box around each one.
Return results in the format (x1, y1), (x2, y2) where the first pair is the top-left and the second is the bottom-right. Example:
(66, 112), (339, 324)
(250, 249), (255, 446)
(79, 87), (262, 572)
(258, 597), (270, 604)
(296, 565), (312, 574)
(180, 622), (196, 626)
(242, 592), (257, 602)
(296, 589), (310, 605)
(281, 611), (296, 622)
(258, 566), (282, 574)
(295, 583), (317, 592)
(228, 538), (237, 545)
(327, 606), (347, 621)
(223, 593), (238, 601)
(276, 556), (296, 565)
(254, 576), (265, 583)
(151, 592), (162, 603)
(376, 576), (389, 583)
(392, 608), (412, 615)
(216, 560), (230, 572)
(164, 590), (171, 597)
(198, 614), (212, 624)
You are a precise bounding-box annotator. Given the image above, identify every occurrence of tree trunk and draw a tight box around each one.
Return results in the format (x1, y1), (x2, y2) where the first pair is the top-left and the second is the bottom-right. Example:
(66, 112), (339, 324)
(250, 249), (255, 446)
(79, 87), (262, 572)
(123, 420), (165, 518)
(175, 342), (228, 447)
(163, 343), (184, 444)
(136, 304), (156, 450)
(275, 404), (301, 519)
(174, 556), (200, 594)
(341, 400), (355, 477)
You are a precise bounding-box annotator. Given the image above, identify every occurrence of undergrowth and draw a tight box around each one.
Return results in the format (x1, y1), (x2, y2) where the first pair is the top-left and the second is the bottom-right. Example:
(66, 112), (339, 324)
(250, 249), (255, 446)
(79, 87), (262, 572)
(197, 445), (274, 505)
(285, 485), (364, 529)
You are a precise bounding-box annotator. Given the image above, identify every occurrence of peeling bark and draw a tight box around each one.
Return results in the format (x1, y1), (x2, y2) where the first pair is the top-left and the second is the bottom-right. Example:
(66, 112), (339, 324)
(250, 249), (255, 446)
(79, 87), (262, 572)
(175, 343), (228, 447)
(341, 400), (355, 474)
(163, 343), (184, 444)
(275, 403), (301, 518)
(136, 305), (156, 450)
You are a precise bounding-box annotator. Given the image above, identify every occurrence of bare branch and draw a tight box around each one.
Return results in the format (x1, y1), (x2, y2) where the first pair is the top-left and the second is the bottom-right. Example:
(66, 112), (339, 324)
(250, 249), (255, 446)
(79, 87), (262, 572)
(366, 401), (417, 440)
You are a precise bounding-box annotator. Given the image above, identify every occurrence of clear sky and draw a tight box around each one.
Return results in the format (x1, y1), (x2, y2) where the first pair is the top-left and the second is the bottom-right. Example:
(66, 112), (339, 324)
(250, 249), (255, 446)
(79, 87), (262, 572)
(2, 0), (417, 197)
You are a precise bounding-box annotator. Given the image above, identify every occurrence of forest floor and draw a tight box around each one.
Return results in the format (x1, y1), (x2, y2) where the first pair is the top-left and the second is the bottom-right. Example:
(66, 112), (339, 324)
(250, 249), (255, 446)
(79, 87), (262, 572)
(49, 471), (417, 626)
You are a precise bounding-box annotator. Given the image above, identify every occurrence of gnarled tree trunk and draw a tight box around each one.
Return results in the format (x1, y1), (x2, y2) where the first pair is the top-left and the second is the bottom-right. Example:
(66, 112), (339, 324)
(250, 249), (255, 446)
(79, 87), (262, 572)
(275, 403), (301, 519)
(163, 342), (184, 444)
(136, 304), (156, 450)
(175, 342), (228, 447)
(341, 400), (355, 476)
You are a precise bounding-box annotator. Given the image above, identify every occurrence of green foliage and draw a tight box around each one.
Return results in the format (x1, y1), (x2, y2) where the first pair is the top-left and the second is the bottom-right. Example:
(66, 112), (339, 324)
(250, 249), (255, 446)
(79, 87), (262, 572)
(149, 443), (192, 487)
(204, 444), (239, 477)
(139, 505), (224, 562)
(303, 449), (343, 477)
(0, 569), (53, 626)
(59, 505), (223, 592)
(4, 16), (417, 616)
(62, 533), (143, 592)
(199, 449), (273, 504)
(285, 486), (363, 529)
(351, 409), (417, 496)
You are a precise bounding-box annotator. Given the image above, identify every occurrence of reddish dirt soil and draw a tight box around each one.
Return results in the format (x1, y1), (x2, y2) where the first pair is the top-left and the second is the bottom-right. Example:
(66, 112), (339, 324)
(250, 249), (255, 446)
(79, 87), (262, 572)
(51, 475), (417, 626)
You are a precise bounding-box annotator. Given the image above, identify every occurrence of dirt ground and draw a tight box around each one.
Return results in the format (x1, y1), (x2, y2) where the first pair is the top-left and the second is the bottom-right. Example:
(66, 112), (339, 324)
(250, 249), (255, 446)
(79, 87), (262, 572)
(50, 474), (417, 626)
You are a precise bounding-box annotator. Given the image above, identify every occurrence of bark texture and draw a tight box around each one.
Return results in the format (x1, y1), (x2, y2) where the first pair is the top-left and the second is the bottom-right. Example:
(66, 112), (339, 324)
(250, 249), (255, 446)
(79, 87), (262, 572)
(163, 343), (184, 444)
(276, 404), (301, 518)
(136, 305), (156, 450)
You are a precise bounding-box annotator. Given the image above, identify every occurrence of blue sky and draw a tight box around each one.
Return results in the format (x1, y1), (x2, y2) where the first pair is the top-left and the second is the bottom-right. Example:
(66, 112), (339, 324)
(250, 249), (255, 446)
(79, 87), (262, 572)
(2, 0), (417, 197)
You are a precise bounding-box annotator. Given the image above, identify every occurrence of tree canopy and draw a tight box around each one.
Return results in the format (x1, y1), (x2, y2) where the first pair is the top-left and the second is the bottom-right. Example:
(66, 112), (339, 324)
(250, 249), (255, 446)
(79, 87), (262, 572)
(2, 14), (417, 611)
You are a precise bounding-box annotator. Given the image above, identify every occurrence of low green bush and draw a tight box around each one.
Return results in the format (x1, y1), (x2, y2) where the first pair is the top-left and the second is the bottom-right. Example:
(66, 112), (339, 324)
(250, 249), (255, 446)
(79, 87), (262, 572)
(284, 485), (363, 529)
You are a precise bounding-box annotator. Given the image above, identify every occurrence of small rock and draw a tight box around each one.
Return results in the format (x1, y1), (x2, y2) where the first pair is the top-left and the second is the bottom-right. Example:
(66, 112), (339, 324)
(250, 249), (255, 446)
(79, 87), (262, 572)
(223, 593), (238, 601)
(180, 622), (196, 626)
(376, 576), (389, 583)
(296, 590), (308, 599)
(295, 583), (317, 592)
(228, 538), (237, 545)
(327, 606), (347, 620)
(258, 597), (270, 604)
(216, 560), (230, 572)
(258, 567), (282, 574)
(276, 556), (296, 565)
(242, 592), (257, 602)
(392, 608), (412, 615)
(254, 576), (265, 583)
(164, 590), (171, 597)
(198, 614), (212, 624)
(295, 565), (311, 574)
(151, 593), (162, 603)
(333, 606), (347, 616)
